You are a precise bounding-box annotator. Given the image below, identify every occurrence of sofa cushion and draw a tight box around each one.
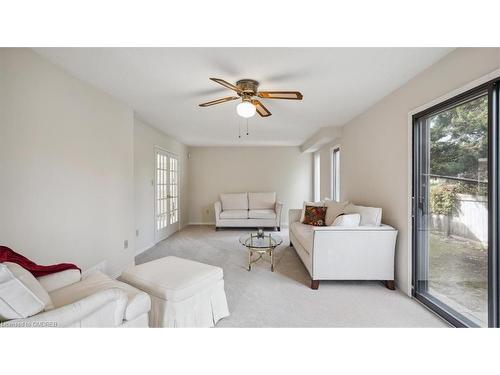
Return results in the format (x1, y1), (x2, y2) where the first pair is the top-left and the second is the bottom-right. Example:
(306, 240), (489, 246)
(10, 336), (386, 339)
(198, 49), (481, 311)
(36, 269), (82, 293)
(120, 256), (224, 303)
(219, 210), (248, 219)
(302, 206), (327, 226)
(290, 222), (314, 254)
(344, 204), (382, 226)
(300, 201), (324, 223)
(248, 192), (276, 210)
(220, 193), (248, 210)
(50, 271), (151, 322)
(248, 209), (276, 219)
(332, 213), (361, 227)
(324, 199), (349, 226)
(0, 262), (54, 321)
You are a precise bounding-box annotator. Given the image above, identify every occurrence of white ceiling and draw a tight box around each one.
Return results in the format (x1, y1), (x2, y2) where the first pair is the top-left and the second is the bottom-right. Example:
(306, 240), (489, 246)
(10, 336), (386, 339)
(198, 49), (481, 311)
(35, 48), (452, 146)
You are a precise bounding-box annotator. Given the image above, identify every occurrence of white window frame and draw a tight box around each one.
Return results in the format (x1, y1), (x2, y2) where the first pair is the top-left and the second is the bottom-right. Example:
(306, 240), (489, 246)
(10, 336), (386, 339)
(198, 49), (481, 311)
(314, 152), (321, 201)
(331, 146), (341, 201)
(154, 146), (181, 243)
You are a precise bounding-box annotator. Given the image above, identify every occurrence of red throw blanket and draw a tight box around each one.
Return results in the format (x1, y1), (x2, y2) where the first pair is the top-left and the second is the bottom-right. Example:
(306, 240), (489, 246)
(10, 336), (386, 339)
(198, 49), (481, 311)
(0, 246), (81, 277)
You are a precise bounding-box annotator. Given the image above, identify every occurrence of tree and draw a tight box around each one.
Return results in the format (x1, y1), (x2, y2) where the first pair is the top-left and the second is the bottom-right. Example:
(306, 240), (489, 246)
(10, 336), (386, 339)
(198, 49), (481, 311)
(430, 95), (488, 181)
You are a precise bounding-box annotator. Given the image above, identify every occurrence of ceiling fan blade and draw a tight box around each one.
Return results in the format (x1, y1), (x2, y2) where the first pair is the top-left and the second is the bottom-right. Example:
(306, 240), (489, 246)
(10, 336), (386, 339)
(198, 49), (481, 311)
(252, 100), (272, 117)
(199, 96), (239, 107)
(258, 91), (303, 100)
(209, 78), (241, 93)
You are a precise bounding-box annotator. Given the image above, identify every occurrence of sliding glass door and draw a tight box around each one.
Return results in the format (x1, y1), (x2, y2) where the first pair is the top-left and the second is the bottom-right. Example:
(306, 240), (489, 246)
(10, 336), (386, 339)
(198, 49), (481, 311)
(413, 80), (499, 327)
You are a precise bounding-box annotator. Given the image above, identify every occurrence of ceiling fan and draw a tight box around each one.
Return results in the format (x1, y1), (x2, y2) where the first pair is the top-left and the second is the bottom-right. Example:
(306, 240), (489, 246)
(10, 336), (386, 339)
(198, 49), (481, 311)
(199, 78), (303, 118)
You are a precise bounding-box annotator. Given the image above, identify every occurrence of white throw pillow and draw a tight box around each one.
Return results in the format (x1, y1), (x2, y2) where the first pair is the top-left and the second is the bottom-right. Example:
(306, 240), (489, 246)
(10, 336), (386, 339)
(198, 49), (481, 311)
(0, 262), (54, 321)
(332, 213), (361, 227)
(324, 199), (349, 226)
(300, 201), (324, 223)
(344, 203), (382, 226)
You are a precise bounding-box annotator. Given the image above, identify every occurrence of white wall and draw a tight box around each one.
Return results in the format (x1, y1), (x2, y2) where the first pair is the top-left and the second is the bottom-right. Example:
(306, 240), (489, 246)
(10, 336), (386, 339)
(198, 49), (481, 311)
(187, 147), (312, 225)
(317, 48), (500, 294)
(0, 48), (136, 277)
(134, 117), (189, 254)
(317, 140), (342, 201)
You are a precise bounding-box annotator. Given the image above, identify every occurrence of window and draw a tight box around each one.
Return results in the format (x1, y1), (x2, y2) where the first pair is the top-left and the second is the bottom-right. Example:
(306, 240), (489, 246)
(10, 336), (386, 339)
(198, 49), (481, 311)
(331, 147), (340, 201)
(314, 152), (321, 201)
(156, 151), (169, 232)
(169, 156), (179, 225)
(413, 78), (500, 327)
(155, 148), (180, 242)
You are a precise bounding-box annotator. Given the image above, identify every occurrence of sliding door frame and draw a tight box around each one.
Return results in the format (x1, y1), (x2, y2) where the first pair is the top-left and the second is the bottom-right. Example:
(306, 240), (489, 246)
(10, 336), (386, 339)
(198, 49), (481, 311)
(412, 78), (500, 328)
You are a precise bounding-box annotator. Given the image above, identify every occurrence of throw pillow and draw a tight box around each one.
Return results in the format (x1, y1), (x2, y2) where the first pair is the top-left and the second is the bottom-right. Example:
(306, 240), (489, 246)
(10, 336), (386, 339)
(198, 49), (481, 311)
(332, 213), (361, 227)
(344, 203), (382, 226)
(302, 206), (327, 226)
(324, 199), (349, 226)
(0, 262), (54, 321)
(300, 201), (324, 223)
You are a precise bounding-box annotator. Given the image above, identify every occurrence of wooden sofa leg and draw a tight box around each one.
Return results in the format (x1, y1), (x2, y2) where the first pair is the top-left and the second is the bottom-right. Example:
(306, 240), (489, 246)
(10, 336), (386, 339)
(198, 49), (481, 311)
(384, 280), (396, 290)
(310, 280), (320, 290)
(278, 227), (281, 232)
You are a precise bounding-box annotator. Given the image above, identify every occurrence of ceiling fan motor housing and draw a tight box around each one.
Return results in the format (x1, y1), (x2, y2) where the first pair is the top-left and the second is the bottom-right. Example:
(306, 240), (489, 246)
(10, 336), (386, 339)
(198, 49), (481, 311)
(236, 79), (259, 97)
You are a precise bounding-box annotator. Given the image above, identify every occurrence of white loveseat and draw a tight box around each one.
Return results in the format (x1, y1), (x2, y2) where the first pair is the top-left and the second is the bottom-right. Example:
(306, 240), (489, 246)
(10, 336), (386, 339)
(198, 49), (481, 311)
(0, 263), (151, 328)
(214, 192), (283, 230)
(289, 204), (398, 290)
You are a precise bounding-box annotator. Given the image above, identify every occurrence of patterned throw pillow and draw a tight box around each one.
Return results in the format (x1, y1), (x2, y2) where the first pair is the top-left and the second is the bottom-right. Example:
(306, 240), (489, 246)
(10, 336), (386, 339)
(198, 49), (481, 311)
(302, 205), (327, 226)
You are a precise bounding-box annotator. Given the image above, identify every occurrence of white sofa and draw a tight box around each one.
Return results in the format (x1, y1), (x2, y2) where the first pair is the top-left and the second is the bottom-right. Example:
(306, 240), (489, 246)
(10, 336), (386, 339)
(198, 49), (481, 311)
(289, 204), (398, 290)
(214, 192), (283, 230)
(0, 263), (151, 328)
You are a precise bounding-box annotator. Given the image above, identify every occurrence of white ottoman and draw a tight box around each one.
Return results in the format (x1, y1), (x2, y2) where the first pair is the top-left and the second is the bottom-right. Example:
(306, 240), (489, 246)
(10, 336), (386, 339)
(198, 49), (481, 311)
(119, 256), (229, 328)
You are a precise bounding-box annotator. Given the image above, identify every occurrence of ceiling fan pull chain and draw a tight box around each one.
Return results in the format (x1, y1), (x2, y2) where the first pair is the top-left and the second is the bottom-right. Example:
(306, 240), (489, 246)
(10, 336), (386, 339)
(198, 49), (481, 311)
(246, 118), (249, 136)
(238, 118), (241, 138)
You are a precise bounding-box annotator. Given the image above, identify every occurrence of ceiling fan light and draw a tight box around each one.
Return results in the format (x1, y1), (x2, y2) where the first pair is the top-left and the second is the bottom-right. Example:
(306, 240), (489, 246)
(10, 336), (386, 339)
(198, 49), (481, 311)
(236, 101), (256, 118)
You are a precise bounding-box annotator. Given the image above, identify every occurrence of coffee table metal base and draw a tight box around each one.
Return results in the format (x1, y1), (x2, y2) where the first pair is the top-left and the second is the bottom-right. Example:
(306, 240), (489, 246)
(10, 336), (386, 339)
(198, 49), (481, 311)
(247, 247), (274, 272)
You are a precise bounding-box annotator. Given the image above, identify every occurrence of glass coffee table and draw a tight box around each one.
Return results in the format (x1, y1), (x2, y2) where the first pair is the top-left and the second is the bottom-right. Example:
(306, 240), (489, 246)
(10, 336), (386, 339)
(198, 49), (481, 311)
(239, 231), (283, 272)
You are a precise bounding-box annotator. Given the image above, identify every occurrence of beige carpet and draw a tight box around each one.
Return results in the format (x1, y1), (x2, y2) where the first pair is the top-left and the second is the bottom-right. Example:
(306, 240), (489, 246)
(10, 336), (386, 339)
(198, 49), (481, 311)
(136, 225), (448, 327)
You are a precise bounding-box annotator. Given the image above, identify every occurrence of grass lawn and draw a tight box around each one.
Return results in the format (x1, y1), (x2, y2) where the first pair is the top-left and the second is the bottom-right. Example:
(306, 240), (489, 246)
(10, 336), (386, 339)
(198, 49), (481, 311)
(428, 232), (487, 325)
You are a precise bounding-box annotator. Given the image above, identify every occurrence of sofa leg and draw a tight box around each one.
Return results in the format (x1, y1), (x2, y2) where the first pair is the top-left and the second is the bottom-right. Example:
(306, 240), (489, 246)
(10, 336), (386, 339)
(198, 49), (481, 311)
(215, 227), (219, 231)
(278, 227), (281, 232)
(310, 280), (320, 290)
(384, 280), (396, 290)
(289, 241), (293, 248)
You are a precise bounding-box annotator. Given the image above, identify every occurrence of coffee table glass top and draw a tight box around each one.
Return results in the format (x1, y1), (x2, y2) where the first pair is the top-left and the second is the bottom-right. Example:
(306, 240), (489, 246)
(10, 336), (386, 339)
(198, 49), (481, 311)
(239, 232), (283, 248)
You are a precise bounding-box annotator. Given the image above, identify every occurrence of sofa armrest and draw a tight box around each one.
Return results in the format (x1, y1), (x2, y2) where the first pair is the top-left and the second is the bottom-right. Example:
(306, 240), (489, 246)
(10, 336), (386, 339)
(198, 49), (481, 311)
(36, 269), (82, 293)
(310, 225), (398, 280)
(1, 288), (127, 328)
(275, 201), (283, 225)
(288, 209), (302, 225)
(214, 201), (222, 222)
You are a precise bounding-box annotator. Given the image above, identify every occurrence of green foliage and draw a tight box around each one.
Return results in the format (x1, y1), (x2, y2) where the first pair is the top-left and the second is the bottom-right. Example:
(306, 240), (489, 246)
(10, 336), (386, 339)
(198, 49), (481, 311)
(454, 181), (488, 196)
(430, 95), (488, 181)
(430, 184), (457, 215)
